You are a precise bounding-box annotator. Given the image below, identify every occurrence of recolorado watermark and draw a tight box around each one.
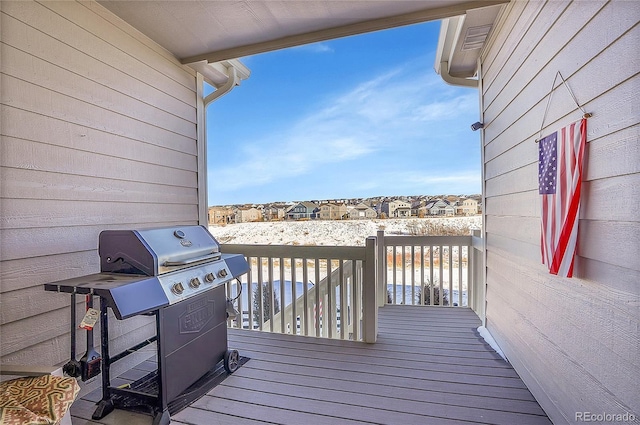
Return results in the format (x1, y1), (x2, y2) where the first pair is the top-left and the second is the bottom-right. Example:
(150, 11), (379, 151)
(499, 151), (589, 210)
(575, 412), (636, 422)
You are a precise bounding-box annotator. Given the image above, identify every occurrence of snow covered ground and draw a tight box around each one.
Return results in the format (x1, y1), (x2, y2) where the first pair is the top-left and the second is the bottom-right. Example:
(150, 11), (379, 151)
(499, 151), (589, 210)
(209, 216), (481, 246)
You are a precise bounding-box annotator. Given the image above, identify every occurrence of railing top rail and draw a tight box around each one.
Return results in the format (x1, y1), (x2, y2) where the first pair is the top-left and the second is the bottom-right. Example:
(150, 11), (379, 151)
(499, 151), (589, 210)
(221, 243), (367, 260)
(383, 235), (472, 246)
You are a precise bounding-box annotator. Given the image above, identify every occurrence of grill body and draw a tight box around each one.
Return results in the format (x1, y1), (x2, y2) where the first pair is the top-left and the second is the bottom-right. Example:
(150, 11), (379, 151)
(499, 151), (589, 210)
(44, 225), (248, 425)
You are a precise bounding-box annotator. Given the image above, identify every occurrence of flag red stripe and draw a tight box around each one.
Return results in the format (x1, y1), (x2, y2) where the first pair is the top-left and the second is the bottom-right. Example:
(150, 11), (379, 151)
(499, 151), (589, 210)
(540, 119), (587, 278)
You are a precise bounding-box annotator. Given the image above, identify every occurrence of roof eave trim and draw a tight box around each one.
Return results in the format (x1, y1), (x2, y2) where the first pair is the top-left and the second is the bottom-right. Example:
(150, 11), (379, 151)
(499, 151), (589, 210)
(180, 0), (509, 64)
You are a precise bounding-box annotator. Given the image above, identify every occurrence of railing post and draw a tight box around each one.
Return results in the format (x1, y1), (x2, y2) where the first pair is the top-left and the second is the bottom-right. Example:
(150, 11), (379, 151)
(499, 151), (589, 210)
(470, 229), (485, 323)
(376, 230), (385, 307)
(363, 236), (378, 343)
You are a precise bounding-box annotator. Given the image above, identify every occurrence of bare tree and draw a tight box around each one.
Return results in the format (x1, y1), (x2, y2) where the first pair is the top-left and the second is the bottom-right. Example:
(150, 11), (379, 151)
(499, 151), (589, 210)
(253, 283), (280, 326)
(415, 281), (449, 306)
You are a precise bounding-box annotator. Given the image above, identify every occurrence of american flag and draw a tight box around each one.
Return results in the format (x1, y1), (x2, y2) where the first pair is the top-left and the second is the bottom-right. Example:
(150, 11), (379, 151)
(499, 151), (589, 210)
(539, 118), (587, 277)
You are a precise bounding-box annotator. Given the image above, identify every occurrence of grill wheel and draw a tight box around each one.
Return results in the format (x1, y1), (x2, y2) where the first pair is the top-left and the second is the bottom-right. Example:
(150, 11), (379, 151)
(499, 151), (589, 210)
(224, 349), (239, 373)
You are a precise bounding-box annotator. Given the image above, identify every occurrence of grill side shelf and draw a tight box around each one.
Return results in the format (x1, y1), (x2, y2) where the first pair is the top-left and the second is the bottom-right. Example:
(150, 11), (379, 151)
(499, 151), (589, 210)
(43, 274), (169, 319)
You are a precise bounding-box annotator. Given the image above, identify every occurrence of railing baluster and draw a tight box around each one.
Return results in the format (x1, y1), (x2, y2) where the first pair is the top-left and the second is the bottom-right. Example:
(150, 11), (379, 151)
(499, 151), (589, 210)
(430, 246), (434, 306)
(420, 246), (424, 306)
(340, 260), (346, 340)
(279, 257), (286, 333)
(302, 258), (309, 336)
(468, 245), (473, 309)
(411, 245), (415, 305)
(448, 246), (453, 307)
(268, 257), (274, 333)
(291, 257), (297, 334)
(327, 259), (333, 339)
(439, 245), (444, 306)
(246, 257), (253, 329)
(352, 260), (359, 341)
(458, 246), (463, 307)
(257, 257), (263, 331)
(315, 258), (320, 337)
(392, 245), (397, 304)
(401, 245), (406, 305)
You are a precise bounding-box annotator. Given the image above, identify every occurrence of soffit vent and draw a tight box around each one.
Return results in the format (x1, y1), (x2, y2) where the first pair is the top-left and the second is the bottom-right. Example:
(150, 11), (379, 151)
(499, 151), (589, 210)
(461, 24), (493, 51)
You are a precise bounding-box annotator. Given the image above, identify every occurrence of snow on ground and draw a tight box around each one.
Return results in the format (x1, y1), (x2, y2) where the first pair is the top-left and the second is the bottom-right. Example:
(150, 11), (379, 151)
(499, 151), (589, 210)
(209, 216), (481, 246)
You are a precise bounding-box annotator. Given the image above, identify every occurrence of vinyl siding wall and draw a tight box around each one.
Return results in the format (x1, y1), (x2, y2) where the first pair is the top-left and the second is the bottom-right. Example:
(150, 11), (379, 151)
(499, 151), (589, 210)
(480, 1), (639, 422)
(0, 0), (199, 374)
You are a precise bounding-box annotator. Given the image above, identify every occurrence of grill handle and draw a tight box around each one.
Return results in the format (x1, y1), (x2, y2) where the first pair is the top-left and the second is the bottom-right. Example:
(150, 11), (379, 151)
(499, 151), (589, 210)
(163, 252), (221, 267)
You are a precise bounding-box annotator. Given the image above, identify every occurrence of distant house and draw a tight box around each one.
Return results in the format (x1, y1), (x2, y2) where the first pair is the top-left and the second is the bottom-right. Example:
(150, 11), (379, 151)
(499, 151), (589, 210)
(319, 203), (348, 220)
(286, 202), (319, 220)
(411, 200), (428, 217)
(208, 206), (233, 225)
(425, 199), (455, 216)
(348, 203), (377, 220)
(234, 207), (261, 223)
(455, 198), (479, 216)
(381, 200), (412, 218)
(263, 204), (287, 221)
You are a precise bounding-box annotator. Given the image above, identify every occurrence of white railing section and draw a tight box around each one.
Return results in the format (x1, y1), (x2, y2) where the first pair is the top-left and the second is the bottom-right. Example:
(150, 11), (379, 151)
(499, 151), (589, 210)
(221, 238), (377, 342)
(376, 230), (484, 311)
(221, 230), (483, 342)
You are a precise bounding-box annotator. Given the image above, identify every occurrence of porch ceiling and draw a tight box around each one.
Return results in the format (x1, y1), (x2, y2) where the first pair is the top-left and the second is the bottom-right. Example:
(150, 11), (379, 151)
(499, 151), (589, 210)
(97, 0), (508, 65)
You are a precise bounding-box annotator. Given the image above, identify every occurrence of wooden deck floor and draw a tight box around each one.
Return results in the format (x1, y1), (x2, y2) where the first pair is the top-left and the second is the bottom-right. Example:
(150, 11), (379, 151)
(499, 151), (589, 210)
(71, 306), (550, 424)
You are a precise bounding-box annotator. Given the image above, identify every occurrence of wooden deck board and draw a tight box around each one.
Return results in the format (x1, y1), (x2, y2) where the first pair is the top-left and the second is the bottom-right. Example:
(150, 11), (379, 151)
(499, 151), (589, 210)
(71, 306), (551, 424)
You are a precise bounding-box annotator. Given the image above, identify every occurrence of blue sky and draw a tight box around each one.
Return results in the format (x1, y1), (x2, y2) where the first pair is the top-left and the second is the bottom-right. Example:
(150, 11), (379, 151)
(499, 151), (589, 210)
(206, 21), (481, 206)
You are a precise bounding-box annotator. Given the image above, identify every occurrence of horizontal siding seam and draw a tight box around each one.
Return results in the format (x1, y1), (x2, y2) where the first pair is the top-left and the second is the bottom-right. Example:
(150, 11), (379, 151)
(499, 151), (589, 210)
(0, 72), (196, 140)
(1, 8), (196, 109)
(35, 0), (196, 93)
(1, 133), (197, 174)
(1, 40), (196, 123)
(485, 70), (640, 164)
(484, 8), (636, 155)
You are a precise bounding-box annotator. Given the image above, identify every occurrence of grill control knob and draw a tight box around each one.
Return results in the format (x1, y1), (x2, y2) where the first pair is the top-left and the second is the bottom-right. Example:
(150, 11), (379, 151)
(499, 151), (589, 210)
(217, 269), (228, 278)
(204, 273), (215, 283)
(189, 277), (201, 289)
(171, 282), (185, 295)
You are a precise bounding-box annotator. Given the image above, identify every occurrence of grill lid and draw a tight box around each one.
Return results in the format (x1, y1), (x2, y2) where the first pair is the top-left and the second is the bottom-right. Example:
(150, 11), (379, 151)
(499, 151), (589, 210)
(99, 225), (221, 275)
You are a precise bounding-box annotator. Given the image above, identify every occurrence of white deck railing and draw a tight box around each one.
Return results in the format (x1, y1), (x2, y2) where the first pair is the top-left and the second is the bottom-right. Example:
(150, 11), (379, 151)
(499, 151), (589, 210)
(221, 238), (377, 342)
(221, 230), (483, 343)
(377, 230), (483, 309)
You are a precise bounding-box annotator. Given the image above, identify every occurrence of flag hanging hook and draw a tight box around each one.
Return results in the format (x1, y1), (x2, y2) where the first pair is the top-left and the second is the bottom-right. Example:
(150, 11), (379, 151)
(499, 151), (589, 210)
(535, 71), (592, 143)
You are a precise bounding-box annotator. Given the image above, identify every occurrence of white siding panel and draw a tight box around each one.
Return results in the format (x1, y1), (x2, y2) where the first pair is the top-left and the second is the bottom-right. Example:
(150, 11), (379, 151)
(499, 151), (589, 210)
(1, 44), (195, 139)
(485, 22), (640, 164)
(486, 166), (640, 223)
(2, 77), (197, 155)
(1, 199), (196, 230)
(2, 138), (196, 187)
(483, 0), (572, 109)
(481, 1), (640, 422)
(1, 12), (195, 122)
(3, 107), (196, 171)
(0, 0), (200, 368)
(1, 168), (198, 205)
(1, 222), (192, 263)
(585, 124), (640, 181)
(1, 252), (100, 293)
(42, 0), (196, 89)
(2, 1), (195, 104)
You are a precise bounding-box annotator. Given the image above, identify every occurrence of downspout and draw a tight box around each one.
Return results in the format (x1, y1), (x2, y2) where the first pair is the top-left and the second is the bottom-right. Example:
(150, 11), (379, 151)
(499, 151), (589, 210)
(204, 66), (238, 107)
(439, 61), (478, 88)
(476, 57), (487, 328)
(196, 64), (241, 225)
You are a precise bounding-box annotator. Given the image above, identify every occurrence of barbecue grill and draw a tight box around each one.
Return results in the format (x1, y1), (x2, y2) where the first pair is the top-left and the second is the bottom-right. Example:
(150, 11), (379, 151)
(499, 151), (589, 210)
(44, 225), (249, 425)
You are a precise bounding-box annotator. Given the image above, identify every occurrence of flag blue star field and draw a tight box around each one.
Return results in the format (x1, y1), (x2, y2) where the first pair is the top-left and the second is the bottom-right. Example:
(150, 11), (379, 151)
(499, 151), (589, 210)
(538, 119), (587, 278)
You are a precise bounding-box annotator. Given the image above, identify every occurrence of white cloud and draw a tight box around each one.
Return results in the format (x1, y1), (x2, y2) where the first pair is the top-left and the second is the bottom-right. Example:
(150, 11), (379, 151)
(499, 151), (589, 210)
(293, 42), (334, 53)
(211, 60), (478, 193)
